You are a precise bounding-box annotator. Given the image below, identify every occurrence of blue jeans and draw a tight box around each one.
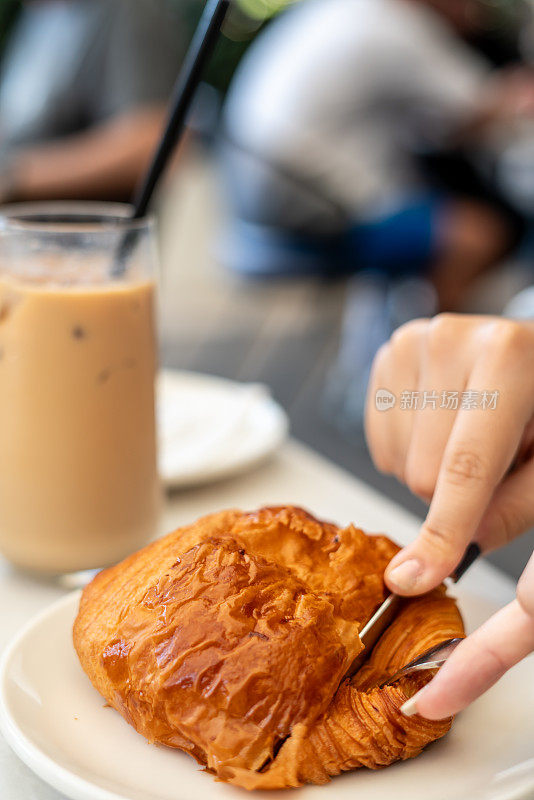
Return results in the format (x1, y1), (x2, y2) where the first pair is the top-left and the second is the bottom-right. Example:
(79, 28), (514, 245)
(221, 194), (444, 280)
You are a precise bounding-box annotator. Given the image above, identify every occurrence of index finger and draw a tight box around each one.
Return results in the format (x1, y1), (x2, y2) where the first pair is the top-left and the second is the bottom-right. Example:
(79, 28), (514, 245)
(386, 356), (533, 595)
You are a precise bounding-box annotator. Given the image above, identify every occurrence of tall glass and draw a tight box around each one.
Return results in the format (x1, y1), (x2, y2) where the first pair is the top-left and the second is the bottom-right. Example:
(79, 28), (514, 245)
(0, 203), (161, 574)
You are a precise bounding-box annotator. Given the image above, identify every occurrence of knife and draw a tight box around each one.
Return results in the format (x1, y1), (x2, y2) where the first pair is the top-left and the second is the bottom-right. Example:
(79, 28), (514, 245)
(344, 542), (480, 679)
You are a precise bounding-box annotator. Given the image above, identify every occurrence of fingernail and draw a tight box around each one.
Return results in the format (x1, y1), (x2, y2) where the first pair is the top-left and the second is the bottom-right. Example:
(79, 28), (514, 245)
(400, 696), (419, 717)
(387, 559), (423, 592)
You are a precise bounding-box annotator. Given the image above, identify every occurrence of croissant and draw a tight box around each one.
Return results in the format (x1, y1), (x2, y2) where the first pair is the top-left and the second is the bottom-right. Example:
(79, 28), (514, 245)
(73, 506), (464, 789)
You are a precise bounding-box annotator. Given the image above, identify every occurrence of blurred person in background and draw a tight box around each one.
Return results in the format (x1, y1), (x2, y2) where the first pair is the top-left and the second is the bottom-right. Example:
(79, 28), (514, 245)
(0, 0), (186, 202)
(220, 0), (534, 427)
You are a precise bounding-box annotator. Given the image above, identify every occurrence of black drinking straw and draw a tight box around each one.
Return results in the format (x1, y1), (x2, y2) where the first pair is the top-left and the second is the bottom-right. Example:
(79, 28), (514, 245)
(112, 0), (230, 276)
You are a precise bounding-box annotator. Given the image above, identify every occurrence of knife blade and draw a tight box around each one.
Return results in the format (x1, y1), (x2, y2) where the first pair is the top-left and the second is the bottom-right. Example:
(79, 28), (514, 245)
(344, 542), (480, 679)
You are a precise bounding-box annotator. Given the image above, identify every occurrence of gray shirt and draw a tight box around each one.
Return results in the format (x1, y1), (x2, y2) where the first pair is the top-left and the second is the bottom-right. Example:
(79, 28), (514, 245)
(0, 0), (185, 150)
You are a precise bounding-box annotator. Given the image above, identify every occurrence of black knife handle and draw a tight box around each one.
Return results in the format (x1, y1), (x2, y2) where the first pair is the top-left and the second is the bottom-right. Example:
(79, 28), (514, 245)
(450, 542), (481, 583)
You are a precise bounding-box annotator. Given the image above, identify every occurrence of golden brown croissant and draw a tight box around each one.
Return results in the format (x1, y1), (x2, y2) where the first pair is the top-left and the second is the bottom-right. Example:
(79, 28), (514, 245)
(73, 506), (464, 789)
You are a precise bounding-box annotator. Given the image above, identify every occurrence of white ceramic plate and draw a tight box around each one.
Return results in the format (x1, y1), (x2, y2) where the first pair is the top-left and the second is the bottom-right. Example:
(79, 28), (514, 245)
(157, 370), (288, 488)
(1, 591), (534, 800)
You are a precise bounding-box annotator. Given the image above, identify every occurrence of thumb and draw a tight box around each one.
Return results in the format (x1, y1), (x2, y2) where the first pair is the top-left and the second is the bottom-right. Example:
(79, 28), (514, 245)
(401, 596), (534, 720)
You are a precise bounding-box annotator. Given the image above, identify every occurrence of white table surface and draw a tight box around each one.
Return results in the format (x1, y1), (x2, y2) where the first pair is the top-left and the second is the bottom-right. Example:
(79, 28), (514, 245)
(0, 439), (516, 800)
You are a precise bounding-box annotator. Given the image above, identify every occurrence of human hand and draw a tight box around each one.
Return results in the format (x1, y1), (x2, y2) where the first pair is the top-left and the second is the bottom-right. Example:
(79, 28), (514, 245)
(401, 550), (534, 719)
(365, 314), (534, 719)
(365, 314), (534, 595)
(490, 67), (534, 121)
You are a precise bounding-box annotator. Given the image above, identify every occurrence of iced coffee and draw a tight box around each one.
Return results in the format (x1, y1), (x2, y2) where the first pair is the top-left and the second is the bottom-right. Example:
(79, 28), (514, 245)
(0, 204), (161, 574)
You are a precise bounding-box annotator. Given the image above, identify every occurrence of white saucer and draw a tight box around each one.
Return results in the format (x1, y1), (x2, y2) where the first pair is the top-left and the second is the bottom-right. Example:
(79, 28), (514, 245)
(2, 591), (534, 800)
(157, 370), (288, 488)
